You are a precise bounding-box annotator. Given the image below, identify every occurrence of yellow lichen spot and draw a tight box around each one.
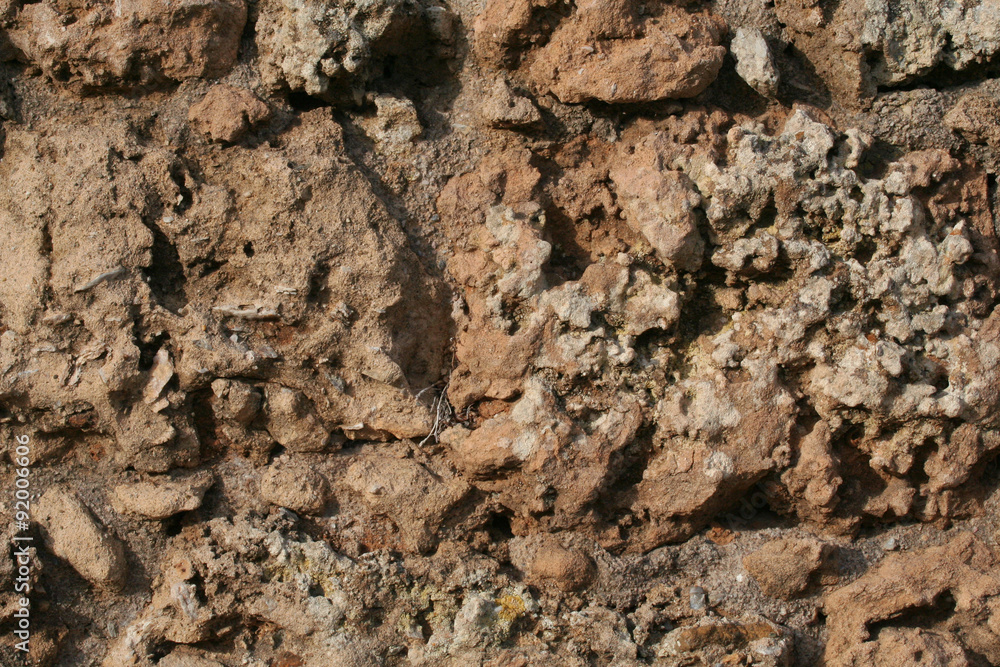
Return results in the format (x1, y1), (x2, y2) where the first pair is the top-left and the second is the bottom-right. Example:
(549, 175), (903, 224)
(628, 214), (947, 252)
(495, 594), (526, 625)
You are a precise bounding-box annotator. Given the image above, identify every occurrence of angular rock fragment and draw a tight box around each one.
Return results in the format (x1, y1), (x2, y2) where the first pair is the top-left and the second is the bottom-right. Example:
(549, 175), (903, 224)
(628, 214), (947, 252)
(779, 421), (845, 528)
(609, 148), (704, 273)
(620, 272), (681, 335)
(731, 27), (779, 97)
(142, 348), (174, 405)
(633, 367), (797, 548)
(480, 79), (542, 129)
(112, 471), (214, 520)
(362, 94), (423, 146)
(36, 486), (127, 589)
(743, 537), (828, 599)
(493, 0), (727, 103)
(446, 379), (573, 478)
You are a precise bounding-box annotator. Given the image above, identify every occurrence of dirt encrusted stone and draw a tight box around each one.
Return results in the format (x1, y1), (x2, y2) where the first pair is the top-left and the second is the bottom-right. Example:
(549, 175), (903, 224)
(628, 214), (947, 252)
(1, 0), (1000, 664)
(36, 486), (127, 590)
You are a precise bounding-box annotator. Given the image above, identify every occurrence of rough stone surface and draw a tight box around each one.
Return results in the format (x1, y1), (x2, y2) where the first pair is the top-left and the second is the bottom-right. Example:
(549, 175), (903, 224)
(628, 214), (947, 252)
(257, 0), (420, 104)
(824, 533), (1000, 666)
(731, 27), (779, 97)
(779, 0), (1000, 105)
(3, 0), (1000, 663)
(480, 79), (542, 129)
(6, 0), (246, 88)
(743, 537), (828, 599)
(259, 459), (329, 515)
(188, 85), (272, 143)
(509, 533), (596, 592)
(476, 0), (726, 103)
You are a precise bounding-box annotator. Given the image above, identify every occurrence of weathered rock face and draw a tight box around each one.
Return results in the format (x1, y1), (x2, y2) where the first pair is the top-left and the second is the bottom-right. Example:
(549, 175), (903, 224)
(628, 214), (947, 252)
(257, 0), (422, 104)
(475, 0), (727, 103)
(112, 471), (214, 519)
(0, 107), (449, 475)
(731, 27), (779, 97)
(778, 0), (1000, 105)
(742, 536), (829, 599)
(6, 0), (246, 88)
(345, 453), (468, 552)
(824, 533), (1000, 667)
(188, 85), (272, 143)
(259, 459), (329, 514)
(3, 0), (1000, 663)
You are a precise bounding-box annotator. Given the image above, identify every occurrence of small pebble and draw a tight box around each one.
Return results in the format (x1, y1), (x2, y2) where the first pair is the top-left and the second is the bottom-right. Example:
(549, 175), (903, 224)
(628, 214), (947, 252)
(882, 536), (899, 551)
(690, 585), (707, 610)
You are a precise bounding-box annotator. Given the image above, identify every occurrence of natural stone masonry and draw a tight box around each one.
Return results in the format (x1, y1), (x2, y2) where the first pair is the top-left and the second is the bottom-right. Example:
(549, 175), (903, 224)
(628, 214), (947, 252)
(0, 0), (999, 664)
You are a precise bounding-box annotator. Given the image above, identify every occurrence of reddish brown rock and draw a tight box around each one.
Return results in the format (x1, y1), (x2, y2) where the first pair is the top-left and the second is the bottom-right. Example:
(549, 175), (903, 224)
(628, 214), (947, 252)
(609, 162), (705, 273)
(522, 2), (726, 103)
(474, 0), (725, 103)
(743, 537), (828, 599)
(780, 421), (845, 528)
(510, 533), (596, 592)
(945, 92), (1000, 148)
(188, 85), (271, 143)
(633, 371), (797, 549)
(7, 0), (246, 88)
(824, 533), (1000, 666)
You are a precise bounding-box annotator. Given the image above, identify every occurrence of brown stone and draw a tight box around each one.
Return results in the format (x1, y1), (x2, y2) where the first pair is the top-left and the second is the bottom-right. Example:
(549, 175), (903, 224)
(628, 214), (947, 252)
(7, 0), (246, 88)
(188, 85), (271, 143)
(36, 486), (127, 590)
(743, 537), (827, 599)
(514, 534), (596, 592)
(259, 460), (329, 515)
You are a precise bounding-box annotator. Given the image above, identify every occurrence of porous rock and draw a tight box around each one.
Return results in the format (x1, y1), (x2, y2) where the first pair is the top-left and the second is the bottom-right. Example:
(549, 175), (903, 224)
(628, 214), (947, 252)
(779, 0), (1000, 105)
(824, 533), (1000, 666)
(257, 0), (419, 104)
